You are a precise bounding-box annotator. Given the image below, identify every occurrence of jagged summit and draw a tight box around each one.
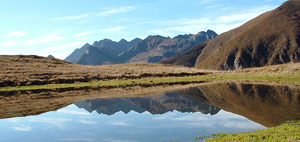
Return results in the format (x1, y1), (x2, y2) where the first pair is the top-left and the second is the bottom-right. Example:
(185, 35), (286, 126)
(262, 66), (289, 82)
(75, 92), (220, 115)
(65, 30), (217, 65)
(64, 38), (142, 65)
(119, 30), (218, 63)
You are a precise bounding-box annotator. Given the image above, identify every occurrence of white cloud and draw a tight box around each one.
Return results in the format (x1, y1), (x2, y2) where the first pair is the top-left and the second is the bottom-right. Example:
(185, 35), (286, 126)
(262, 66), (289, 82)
(96, 6), (136, 17)
(51, 13), (93, 21)
(173, 115), (210, 121)
(154, 113), (177, 120)
(7, 31), (27, 38)
(75, 32), (93, 37)
(197, 0), (218, 5)
(149, 29), (174, 36)
(168, 25), (205, 33)
(29, 117), (70, 128)
(102, 138), (137, 142)
(79, 120), (97, 125)
(216, 12), (259, 24)
(222, 121), (264, 129)
(105, 26), (127, 32)
(46, 41), (86, 52)
(11, 126), (32, 132)
(147, 5), (276, 35)
(206, 4), (223, 9)
(7, 118), (19, 123)
(157, 110), (265, 130)
(113, 17), (147, 23)
(220, 7), (234, 12)
(2, 31), (27, 47)
(154, 112), (210, 121)
(58, 138), (96, 142)
(25, 33), (66, 45)
(2, 40), (16, 47)
(108, 121), (130, 126)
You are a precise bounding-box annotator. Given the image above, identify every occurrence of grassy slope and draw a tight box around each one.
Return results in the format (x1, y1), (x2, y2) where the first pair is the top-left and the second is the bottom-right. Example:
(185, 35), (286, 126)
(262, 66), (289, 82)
(1, 55), (300, 91)
(161, 0), (300, 70)
(200, 121), (300, 142)
(1, 72), (300, 92)
(0, 55), (211, 87)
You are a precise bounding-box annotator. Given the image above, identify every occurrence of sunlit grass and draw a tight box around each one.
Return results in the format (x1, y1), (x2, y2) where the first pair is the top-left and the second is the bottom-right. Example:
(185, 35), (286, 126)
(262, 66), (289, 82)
(1, 73), (300, 91)
(196, 121), (300, 142)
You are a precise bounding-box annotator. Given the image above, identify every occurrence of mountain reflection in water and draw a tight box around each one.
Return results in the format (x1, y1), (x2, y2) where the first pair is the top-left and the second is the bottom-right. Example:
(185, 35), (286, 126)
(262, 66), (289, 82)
(177, 82), (300, 127)
(74, 82), (300, 127)
(0, 82), (299, 128)
(1, 82), (299, 142)
(75, 92), (220, 115)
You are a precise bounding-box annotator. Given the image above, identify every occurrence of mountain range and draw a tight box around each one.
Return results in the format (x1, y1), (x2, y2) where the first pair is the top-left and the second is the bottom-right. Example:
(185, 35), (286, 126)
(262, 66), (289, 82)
(65, 30), (218, 65)
(65, 38), (142, 65)
(75, 92), (220, 115)
(64, 0), (300, 70)
(161, 0), (300, 70)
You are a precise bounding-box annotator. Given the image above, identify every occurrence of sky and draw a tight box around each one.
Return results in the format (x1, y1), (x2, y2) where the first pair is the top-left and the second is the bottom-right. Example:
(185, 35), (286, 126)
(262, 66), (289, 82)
(0, 0), (287, 59)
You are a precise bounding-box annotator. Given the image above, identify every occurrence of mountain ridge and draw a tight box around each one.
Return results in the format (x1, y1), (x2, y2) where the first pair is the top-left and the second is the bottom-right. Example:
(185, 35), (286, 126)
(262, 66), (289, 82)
(120, 30), (217, 63)
(65, 38), (142, 64)
(75, 92), (220, 115)
(65, 30), (218, 65)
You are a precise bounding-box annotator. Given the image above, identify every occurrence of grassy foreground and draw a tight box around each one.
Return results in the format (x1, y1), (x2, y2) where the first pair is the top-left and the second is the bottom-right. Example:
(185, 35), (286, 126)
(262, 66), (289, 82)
(196, 121), (300, 142)
(1, 73), (300, 92)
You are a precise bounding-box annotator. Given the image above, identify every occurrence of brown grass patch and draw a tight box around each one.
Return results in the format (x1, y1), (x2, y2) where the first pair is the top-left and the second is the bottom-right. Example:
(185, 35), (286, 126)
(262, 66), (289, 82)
(0, 55), (213, 87)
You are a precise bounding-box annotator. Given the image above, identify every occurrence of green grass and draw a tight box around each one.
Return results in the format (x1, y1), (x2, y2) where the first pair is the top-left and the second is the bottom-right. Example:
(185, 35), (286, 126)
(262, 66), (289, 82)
(195, 121), (300, 142)
(0, 76), (209, 91)
(1, 74), (300, 92)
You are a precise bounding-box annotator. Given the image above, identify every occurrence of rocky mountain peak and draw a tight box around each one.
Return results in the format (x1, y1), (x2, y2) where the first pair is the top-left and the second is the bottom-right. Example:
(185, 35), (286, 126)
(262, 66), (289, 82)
(118, 39), (128, 43)
(65, 30), (217, 65)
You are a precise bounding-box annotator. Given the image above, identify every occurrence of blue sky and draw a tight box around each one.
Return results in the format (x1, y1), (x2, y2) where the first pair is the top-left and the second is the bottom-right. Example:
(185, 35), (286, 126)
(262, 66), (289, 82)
(0, 0), (286, 59)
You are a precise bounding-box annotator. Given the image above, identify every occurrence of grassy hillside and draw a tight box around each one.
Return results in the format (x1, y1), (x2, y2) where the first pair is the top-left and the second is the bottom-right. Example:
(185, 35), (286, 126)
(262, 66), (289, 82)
(1, 55), (300, 92)
(0, 55), (210, 88)
(161, 0), (300, 70)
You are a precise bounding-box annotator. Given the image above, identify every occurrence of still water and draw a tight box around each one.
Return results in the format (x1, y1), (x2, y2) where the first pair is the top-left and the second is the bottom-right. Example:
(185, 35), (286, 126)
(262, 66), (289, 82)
(1, 82), (300, 142)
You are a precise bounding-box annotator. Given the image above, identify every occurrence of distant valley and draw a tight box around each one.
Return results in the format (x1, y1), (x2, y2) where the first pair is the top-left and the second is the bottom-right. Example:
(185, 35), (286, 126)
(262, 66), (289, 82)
(65, 30), (217, 65)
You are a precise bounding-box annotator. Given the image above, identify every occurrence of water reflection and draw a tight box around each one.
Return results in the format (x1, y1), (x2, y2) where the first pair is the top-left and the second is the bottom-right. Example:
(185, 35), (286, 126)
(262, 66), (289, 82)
(72, 82), (300, 127)
(1, 104), (263, 142)
(75, 92), (220, 115)
(0, 82), (299, 142)
(0, 84), (202, 119)
(178, 82), (300, 127)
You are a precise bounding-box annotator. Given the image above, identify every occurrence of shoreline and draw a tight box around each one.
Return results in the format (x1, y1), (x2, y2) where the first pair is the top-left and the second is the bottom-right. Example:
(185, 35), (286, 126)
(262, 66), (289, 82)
(1, 73), (300, 92)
